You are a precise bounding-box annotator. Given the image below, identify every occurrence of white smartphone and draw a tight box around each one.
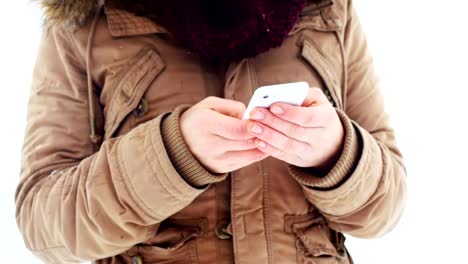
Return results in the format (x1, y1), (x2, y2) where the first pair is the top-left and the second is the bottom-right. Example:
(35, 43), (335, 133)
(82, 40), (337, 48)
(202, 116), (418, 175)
(242, 82), (309, 120)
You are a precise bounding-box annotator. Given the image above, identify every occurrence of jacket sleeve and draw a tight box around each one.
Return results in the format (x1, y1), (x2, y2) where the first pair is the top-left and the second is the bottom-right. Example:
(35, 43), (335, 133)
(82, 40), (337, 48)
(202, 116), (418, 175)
(289, 0), (407, 238)
(15, 28), (223, 263)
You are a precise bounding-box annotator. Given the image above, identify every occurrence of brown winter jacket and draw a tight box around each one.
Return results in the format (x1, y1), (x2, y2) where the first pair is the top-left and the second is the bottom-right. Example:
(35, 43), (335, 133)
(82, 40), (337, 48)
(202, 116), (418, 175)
(15, 0), (407, 263)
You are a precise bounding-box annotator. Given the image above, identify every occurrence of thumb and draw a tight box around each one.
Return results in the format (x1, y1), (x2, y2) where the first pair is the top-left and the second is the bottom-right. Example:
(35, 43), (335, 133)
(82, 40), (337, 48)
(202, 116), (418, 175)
(302, 87), (330, 107)
(201, 96), (246, 119)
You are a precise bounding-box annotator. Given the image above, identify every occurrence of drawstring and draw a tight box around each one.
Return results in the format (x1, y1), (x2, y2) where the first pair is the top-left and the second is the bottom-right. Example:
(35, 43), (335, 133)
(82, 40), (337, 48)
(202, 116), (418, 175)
(86, 0), (105, 145)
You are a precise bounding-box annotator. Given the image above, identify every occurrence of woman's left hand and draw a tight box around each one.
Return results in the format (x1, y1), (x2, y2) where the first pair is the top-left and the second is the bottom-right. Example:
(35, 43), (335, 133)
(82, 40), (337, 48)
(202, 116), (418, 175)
(247, 87), (345, 170)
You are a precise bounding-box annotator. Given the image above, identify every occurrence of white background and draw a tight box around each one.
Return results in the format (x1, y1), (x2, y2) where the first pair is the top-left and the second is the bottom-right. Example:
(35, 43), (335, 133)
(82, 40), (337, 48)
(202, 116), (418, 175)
(1, 0), (467, 263)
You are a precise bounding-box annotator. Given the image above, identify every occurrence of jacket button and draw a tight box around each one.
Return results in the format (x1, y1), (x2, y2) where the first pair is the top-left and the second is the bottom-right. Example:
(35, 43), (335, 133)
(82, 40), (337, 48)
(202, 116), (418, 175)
(215, 222), (232, 240)
(338, 248), (346, 257)
(131, 255), (142, 264)
(133, 98), (148, 117)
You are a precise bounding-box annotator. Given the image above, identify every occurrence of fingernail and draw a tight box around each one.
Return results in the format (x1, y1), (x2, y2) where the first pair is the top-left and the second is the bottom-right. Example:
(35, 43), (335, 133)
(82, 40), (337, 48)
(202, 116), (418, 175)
(251, 111), (264, 120)
(251, 124), (263, 134)
(270, 105), (284, 115)
(258, 141), (266, 148)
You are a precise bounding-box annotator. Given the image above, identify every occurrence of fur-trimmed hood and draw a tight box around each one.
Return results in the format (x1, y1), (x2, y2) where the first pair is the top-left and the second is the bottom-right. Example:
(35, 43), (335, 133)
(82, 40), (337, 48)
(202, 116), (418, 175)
(37, 0), (323, 29)
(37, 0), (101, 28)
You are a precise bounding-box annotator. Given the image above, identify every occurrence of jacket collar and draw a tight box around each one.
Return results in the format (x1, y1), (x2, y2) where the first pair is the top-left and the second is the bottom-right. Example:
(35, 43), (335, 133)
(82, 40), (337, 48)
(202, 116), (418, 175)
(103, 0), (340, 37)
(104, 5), (168, 37)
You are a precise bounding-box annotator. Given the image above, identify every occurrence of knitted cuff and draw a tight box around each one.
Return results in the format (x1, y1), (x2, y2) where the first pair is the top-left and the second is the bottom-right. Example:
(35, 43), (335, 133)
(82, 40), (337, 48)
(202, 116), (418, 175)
(288, 109), (361, 189)
(161, 105), (228, 187)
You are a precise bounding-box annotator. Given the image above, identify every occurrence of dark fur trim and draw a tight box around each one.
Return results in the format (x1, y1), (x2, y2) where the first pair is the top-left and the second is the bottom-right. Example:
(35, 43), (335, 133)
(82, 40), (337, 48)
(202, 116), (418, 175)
(36, 0), (324, 30)
(35, 0), (99, 29)
(36, 0), (323, 29)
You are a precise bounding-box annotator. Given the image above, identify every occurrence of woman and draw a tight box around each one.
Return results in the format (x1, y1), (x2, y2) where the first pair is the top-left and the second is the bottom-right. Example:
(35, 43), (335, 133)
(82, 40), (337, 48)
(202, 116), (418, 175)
(16, 0), (407, 263)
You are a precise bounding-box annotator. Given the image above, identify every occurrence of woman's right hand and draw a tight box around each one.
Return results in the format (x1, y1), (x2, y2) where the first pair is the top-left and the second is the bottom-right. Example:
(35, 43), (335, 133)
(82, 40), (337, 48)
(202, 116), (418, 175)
(180, 96), (268, 174)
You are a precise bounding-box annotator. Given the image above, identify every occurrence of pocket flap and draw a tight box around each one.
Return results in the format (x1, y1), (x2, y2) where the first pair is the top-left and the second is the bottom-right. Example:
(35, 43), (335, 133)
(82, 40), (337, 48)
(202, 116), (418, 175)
(144, 217), (208, 250)
(293, 219), (339, 257)
(104, 48), (165, 139)
(286, 213), (342, 258)
(132, 218), (207, 262)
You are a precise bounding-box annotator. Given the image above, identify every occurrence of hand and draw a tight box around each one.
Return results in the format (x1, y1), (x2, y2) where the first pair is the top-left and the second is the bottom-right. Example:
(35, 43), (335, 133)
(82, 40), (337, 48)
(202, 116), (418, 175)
(180, 97), (269, 174)
(246, 88), (344, 170)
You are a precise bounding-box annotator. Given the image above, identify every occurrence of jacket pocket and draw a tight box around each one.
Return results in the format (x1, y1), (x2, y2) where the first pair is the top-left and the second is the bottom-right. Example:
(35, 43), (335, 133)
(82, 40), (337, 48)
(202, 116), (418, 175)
(300, 39), (342, 110)
(131, 218), (207, 264)
(104, 47), (166, 140)
(285, 213), (351, 264)
(136, 241), (197, 264)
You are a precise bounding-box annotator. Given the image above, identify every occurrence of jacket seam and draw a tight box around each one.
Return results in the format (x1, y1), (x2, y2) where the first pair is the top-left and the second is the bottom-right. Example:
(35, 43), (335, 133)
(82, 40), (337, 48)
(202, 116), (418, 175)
(301, 40), (341, 109)
(247, 59), (273, 264)
(230, 172), (241, 264)
(262, 161), (273, 264)
(29, 245), (67, 253)
(149, 119), (195, 201)
(85, 148), (100, 189)
(22, 179), (62, 252)
(334, 30), (347, 109)
(64, 30), (87, 74)
(116, 135), (165, 220)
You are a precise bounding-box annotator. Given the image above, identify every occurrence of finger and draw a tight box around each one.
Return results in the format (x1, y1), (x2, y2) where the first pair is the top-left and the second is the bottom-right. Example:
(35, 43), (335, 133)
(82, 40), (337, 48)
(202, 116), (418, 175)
(249, 108), (310, 143)
(208, 111), (253, 140)
(224, 149), (269, 169)
(254, 138), (299, 165)
(213, 135), (257, 151)
(201, 96), (246, 119)
(247, 121), (309, 154)
(268, 103), (330, 128)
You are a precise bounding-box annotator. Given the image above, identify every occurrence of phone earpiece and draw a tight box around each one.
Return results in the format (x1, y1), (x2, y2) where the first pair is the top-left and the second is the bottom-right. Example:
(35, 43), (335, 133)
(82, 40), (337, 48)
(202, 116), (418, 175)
(242, 82), (308, 120)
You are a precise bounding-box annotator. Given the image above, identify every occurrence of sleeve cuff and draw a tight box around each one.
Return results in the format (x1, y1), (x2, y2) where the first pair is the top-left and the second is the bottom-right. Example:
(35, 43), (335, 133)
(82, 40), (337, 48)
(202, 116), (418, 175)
(161, 105), (228, 187)
(288, 109), (361, 189)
